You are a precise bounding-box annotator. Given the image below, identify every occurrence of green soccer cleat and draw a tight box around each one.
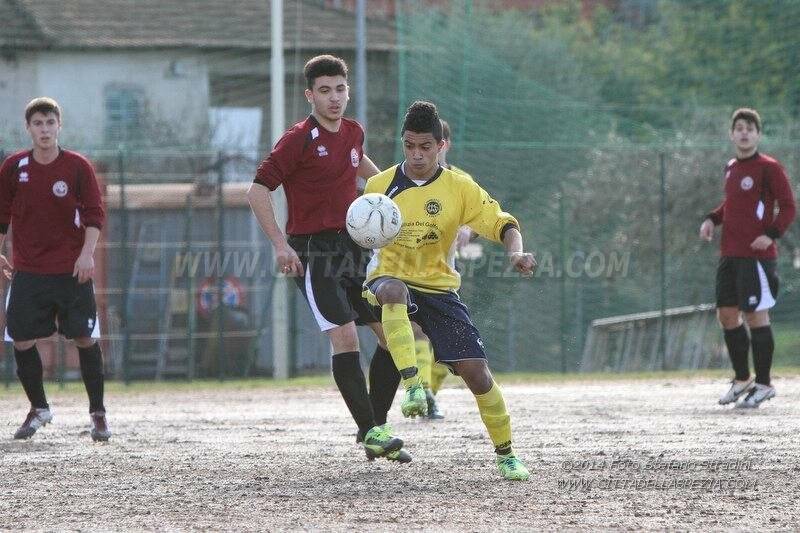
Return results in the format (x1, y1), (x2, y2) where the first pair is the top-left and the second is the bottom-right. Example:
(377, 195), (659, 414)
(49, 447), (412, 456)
(363, 424), (404, 460)
(383, 448), (413, 463)
(401, 384), (428, 418)
(496, 454), (530, 481)
(425, 388), (444, 420)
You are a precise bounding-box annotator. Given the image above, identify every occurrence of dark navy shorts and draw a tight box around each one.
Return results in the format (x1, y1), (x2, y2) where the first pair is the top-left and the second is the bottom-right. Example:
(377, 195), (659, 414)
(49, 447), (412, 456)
(365, 277), (487, 367)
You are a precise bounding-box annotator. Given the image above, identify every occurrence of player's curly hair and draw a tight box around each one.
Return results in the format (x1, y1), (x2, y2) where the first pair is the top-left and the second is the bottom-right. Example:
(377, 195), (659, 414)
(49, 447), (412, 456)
(440, 119), (451, 141)
(731, 107), (761, 133)
(304, 55), (348, 89)
(401, 101), (443, 142)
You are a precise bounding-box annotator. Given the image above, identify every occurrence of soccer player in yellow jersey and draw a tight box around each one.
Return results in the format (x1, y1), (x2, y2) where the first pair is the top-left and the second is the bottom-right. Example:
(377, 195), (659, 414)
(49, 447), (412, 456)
(412, 119), (473, 419)
(363, 101), (536, 480)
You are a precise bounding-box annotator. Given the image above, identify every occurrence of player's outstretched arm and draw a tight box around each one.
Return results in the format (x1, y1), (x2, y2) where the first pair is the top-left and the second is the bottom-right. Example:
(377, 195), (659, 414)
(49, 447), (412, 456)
(246, 182), (303, 276)
(357, 154), (380, 180)
(502, 227), (536, 277)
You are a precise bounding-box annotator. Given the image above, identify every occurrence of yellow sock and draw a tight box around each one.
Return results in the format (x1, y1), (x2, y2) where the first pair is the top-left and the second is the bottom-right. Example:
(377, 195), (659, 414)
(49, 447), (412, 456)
(415, 340), (434, 388)
(474, 381), (512, 453)
(382, 303), (420, 389)
(430, 359), (449, 394)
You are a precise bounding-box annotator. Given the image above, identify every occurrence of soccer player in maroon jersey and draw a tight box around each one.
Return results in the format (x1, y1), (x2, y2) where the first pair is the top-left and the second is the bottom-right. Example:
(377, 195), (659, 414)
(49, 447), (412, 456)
(699, 108), (796, 408)
(0, 97), (110, 440)
(247, 55), (409, 462)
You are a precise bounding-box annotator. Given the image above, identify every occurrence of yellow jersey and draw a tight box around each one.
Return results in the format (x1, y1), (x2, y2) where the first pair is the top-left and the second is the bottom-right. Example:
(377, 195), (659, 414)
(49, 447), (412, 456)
(364, 164), (518, 293)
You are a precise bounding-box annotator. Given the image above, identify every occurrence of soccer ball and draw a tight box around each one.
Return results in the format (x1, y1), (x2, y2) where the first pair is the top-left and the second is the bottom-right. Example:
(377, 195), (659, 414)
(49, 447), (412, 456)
(346, 193), (403, 249)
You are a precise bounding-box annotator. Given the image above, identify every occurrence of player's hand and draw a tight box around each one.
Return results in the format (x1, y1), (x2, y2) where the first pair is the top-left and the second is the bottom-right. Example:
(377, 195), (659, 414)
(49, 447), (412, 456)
(509, 251), (536, 278)
(72, 253), (95, 284)
(699, 219), (715, 241)
(276, 244), (304, 277)
(0, 254), (13, 280)
(750, 235), (773, 251)
(456, 226), (473, 251)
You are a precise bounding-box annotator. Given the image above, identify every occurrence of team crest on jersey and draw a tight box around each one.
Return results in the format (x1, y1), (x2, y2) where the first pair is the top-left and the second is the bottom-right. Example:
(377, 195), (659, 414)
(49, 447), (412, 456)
(18, 172), (28, 183)
(52, 180), (68, 197)
(317, 145), (328, 157)
(740, 176), (754, 191)
(425, 199), (442, 216)
(350, 148), (359, 167)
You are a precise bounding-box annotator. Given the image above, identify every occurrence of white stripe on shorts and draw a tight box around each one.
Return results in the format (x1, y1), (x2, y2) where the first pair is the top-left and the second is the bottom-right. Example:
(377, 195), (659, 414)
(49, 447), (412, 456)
(304, 260), (339, 332)
(755, 261), (776, 312)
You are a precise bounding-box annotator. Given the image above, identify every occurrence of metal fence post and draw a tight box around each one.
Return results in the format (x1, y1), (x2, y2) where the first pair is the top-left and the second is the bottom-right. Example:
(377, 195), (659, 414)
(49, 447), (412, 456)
(118, 146), (131, 384)
(185, 193), (196, 381)
(216, 151), (225, 381)
(559, 183), (567, 373)
(659, 152), (668, 370)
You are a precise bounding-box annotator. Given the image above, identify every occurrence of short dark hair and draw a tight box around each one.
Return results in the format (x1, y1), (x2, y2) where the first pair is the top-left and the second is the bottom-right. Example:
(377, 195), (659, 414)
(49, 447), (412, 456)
(731, 107), (761, 132)
(440, 119), (451, 141)
(304, 55), (348, 89)
(25, 97), (61, 123)
(401, 101), (443, 142)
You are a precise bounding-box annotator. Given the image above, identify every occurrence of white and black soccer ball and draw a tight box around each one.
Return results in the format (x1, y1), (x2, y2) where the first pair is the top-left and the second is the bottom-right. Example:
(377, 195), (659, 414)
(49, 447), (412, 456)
(346, 193), (402, 249)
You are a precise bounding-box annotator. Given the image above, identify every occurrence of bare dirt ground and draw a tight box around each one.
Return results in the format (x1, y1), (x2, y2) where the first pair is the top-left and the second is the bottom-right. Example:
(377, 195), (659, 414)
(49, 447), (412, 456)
(2, 374), (799, 531)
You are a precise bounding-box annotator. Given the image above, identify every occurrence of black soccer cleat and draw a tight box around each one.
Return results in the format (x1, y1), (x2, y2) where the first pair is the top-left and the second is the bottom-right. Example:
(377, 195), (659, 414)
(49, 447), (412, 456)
(13, 408), (53, 440)
(90, 411), (112, 442)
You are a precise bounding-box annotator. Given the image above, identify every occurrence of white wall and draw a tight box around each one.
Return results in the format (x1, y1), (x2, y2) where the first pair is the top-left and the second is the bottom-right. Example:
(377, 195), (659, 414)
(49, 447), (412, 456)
(0, 52), (39, 147)
(0, 49), (210, 149)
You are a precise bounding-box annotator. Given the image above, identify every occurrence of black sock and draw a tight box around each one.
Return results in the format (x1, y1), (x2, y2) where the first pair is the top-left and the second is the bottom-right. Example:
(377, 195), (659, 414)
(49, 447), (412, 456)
(14, 345), (49, 409)
(368, 345), (400, 426)
(331, 351), (375, 436)
(750, 326), (774, 386)
(79, 343), (106, 413)
(723, 325), (750, 381)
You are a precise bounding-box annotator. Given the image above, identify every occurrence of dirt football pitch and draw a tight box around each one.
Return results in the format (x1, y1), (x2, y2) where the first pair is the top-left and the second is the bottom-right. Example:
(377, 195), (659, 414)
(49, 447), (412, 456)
(2, 373), (799, 531)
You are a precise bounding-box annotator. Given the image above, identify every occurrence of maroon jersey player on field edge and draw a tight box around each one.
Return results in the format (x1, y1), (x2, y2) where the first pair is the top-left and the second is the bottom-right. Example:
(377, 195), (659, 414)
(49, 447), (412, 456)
(0, 97), (111, 441)
(699, 107), (796, 409)
(247, 55), (410, 462)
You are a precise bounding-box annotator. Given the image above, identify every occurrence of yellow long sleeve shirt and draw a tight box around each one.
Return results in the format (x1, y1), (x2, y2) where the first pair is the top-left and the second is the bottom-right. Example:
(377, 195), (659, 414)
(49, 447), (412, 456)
(364, 163), (519, 293)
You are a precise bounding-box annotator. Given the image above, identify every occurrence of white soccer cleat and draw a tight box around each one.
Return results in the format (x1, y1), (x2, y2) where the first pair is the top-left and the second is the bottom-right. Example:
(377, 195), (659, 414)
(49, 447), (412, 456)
(718, 378), (755, 405)
(737, 383), (776, 409)
(13, 408), (53, 439)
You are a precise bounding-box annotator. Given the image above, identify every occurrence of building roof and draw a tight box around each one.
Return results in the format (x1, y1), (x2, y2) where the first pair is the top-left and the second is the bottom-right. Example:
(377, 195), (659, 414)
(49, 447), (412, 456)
(0, 0), (395, 51)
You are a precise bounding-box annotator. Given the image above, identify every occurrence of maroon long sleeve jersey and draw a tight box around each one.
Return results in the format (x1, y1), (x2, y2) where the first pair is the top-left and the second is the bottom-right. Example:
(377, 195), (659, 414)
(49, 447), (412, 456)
(253, 115), (364, 235)
(707, 152), (796, 259)
(0, 149), (105, 274)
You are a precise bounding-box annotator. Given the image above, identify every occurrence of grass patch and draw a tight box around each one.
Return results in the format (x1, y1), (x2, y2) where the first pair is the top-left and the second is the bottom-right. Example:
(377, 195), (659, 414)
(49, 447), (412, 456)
(773, 323), (800, 367)
(3, 366), (800, 399)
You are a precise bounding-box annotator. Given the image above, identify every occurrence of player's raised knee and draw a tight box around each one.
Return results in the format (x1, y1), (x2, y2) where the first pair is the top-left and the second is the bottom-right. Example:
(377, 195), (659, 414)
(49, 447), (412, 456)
(375, 279), (408, 304)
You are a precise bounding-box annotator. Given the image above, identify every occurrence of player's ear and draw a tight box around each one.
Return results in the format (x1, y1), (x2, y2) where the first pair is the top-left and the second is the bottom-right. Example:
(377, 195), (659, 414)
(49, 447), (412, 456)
(437, 139), (445, 152)
(304, 88), (313, 104)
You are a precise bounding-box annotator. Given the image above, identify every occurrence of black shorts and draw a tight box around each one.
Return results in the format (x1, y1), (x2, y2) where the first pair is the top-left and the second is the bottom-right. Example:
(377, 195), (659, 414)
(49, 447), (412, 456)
(287, 231), (376, 331)
(716, 257), (779, 312)
(365, 277), (487, 367)
(5, 271), (99, 342)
